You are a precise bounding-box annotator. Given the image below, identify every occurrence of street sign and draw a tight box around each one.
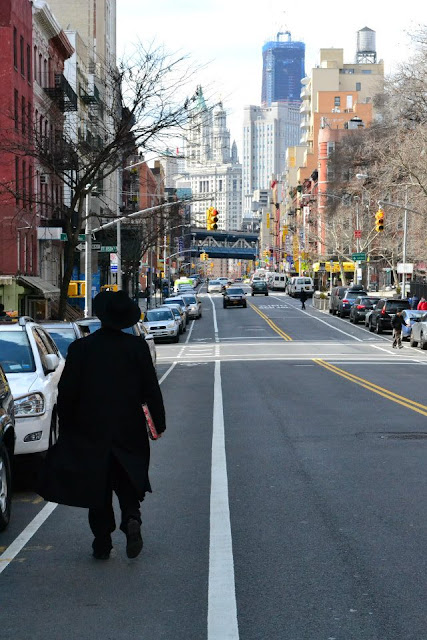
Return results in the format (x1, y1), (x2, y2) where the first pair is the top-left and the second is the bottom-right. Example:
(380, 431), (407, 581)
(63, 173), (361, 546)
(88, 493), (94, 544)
(110, 253), (118, 273)
(75, 242), (101, 252)
(351, 252), (366, 261)
(61, 233), (86, 242)
(100, 245), (117, 253)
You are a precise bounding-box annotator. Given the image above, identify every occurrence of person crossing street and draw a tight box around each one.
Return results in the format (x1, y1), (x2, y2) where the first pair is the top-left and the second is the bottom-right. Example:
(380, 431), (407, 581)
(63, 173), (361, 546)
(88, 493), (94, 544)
(300, 289), (308, 310)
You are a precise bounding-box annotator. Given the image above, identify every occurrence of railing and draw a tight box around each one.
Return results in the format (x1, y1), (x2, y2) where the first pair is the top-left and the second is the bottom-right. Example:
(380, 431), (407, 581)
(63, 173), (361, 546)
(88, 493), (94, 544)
(43, 74), (77, 112)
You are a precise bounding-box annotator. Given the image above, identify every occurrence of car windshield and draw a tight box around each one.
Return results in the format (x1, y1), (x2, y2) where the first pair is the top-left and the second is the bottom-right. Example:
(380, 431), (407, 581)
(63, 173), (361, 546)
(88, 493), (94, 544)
(168, 308), (181, 317)
(227, 288), (244, 295)
(346, 291), (366, 299)
(210, 281), (220, 285)
(45, 328), (76, 357)
(0, 331), (36, 373)
(182, 295), (197, 304)
(146, 310), (173, 322)
(386, 300), (410, 311)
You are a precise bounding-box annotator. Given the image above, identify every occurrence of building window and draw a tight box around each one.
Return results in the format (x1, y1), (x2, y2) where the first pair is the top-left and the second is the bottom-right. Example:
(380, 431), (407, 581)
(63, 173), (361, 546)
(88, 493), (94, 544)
(34, 46), (37, 81)
(28, 164), (33, 211)
(356, 82), (361, 91)
(14, 90), (19, 129)
(334, 96), (341, 106)
(21, 96), (26, 135)
(218, 179), (223, 192)
(13, 27), (18, 69)
(15, 157), (19, 203)
(27, 44), (31, 82)
(38, 54), (42, 84)
(22, 160), (27, 206)
(20, 36), (24, 76)
(27, 101), (31, 139)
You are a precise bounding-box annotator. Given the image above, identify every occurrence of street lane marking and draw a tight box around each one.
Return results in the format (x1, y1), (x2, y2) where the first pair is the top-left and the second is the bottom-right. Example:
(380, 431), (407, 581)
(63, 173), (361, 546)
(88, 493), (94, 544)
(249, 304), (292, 341)
(185, 320), (196, 344)
(1, 364), (176, 577)
(314, 359), (427, 417)
(208, 294), (220, 356)
(208, 360), (239, 639)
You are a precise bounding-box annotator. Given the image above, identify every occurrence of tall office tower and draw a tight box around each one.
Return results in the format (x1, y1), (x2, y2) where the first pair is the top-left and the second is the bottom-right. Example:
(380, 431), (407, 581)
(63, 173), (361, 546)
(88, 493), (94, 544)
(261, 31), (305, 107)
(242, 102), (300, 218)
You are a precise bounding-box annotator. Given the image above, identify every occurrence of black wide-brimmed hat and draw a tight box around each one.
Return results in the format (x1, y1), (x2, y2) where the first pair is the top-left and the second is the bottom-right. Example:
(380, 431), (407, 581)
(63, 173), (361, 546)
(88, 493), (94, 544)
(93, 290), (141, 330)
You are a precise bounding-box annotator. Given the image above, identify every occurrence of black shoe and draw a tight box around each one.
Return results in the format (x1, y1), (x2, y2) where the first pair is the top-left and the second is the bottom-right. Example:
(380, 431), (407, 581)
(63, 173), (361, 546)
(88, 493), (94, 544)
(126, 518), (143, 559)
(92, 536), (112, 560)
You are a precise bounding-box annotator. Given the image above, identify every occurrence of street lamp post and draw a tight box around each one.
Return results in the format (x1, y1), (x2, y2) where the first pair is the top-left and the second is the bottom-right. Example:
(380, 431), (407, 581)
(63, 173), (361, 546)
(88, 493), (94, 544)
(84, 184), (92, 318)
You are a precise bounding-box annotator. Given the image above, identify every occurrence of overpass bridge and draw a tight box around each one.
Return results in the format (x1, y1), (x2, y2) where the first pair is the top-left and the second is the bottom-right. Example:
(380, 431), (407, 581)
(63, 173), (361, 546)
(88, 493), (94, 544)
(188, 228), (259, 260)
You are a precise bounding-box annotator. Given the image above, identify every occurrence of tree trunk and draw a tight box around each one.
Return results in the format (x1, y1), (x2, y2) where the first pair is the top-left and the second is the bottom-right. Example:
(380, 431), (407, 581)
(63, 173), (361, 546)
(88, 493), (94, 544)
(56, 239), (76, 320)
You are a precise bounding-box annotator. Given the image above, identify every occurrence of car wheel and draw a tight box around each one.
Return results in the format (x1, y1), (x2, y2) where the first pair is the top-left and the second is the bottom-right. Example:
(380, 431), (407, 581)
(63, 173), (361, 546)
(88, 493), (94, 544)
(243, 302), (247, 308)
(410, 334), (418, 348)
(332, 309), (336, 316)
(223, 303), (227, 308)
(49, 409), (59, 448)
(329, 308), (333, 314)
(369, 319), (374, 332)
(353, 316), (359, 324)
(420, 333), (427, 350)
(339, 309), (344, 318)
(0, 444), (12, 532)
(349, 315), (354, 323)
(251, 293), (254, 296)
(265, 293), (268, 296)
(376, 321), (382, 334)
(173, 334), (180, 343)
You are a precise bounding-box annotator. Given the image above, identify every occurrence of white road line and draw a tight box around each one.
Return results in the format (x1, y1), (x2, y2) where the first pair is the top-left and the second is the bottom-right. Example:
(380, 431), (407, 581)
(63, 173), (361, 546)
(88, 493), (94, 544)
(208, 361), (239, 639)
(209, 294), (219, 343)
(185, 320), (196, 344)
(0, 501), (57, 575)
(0, 363), (176, 577)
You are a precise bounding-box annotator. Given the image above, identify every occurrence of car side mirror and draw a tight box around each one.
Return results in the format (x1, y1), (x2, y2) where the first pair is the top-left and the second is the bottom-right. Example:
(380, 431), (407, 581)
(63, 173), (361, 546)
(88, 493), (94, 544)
(44, 353), (60, 372)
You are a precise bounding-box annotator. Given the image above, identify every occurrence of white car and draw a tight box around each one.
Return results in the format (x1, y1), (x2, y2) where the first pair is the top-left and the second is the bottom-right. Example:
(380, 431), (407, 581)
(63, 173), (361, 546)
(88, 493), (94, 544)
(0, 317), (64, 455)
(142, 308), (180, 342)
(208, 280), (224, 293)
(137, 322), (157, 366)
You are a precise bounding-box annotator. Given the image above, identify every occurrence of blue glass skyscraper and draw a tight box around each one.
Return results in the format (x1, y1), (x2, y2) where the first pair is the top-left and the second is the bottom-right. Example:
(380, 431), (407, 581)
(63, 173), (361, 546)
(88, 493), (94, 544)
(261, 32), (305, 107)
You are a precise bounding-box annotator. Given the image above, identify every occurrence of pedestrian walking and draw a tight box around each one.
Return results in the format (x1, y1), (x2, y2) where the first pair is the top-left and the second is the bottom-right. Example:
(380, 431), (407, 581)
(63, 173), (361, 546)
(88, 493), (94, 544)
(38, 290), (166, 560)
(300, 289), (307, 310)
(417, 297), (427, 311)
(391, 309), (407, 349)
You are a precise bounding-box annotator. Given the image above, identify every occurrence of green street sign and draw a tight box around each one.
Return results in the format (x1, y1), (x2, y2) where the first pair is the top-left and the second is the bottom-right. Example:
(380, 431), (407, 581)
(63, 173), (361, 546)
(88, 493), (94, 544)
(60, 233), (86, 242)
(351, 252), (366, 261)
(100, 246), (117, 253)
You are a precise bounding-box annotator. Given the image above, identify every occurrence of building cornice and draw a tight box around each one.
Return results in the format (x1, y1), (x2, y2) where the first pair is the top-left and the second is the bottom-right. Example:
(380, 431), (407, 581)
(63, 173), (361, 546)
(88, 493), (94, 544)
(33, 0), (74, 59)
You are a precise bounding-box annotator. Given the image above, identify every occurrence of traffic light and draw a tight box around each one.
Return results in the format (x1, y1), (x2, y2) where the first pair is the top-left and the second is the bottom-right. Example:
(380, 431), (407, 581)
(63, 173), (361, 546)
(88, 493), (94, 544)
(375, 208), (385, 232)
(207, 207), (219, 230)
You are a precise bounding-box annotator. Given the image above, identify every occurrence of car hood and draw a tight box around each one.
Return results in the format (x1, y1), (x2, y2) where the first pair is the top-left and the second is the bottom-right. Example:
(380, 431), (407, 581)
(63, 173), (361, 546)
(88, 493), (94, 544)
(5, 372), (39, 399)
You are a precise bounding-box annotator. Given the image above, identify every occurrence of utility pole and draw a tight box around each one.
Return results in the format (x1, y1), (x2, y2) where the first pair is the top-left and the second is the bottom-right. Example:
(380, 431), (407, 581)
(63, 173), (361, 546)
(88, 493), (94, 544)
(402, 185), (408, 298)
(84, 185), (92, 317)
(116, 168), (122, 291)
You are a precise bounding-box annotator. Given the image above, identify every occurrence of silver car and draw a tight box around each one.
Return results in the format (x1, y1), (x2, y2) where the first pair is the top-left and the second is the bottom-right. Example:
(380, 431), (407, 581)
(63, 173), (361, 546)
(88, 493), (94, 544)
(158, 304), (187, 334)
(142, 308), (180, 343)
(208, 280), (224, 293)
(181, 293), (202, 319)
(409, 313), (427, 349)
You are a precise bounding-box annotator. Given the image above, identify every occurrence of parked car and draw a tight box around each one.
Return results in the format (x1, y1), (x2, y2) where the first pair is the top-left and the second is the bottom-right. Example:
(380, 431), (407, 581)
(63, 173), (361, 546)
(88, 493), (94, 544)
(0, 363), (15, 531)
(329, 285), (366, 317)
(401, 310), (426, 341)
(268, 273), (287, 291)
(181, 293), (202, 319)
(348, 296), (379, 324)
(75, 318), (157, 366)
(163, 296), (191, 319)
(0, 316), (64, 456)
(40, 321), (84, 357)
(142, 308), (180, 343)
(368, 298), (411, 333)
(223, 287), (247, 308)
(251, 280), (269, 296)
(208, 280), (224, 294)
(409, 313), (427, 349)
(158, 304), (187, 334)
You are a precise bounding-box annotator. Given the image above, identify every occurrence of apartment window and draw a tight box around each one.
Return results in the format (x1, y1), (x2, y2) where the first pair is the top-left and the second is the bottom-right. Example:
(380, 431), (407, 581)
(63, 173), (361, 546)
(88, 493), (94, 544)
(22, 160), (27, 206)
(346, 95), (353, 109)
(13, 28), (18, 68)
(20, 36), (24, 76)
(34, 46), (37, 81)
(14, 90), (19, 129)
(15, 157), (19, 203)
(27, 101), (31, 139)
(327, 141), (335, 156)
(27, 44), (31, 82)
(334, 96), (341, 106)
(39, 54), (42, 84)
(356, 82), (361, 91)
(218, 179), (223, 192)
(28, 164), (33, 211)
(21, 97), (25, 135)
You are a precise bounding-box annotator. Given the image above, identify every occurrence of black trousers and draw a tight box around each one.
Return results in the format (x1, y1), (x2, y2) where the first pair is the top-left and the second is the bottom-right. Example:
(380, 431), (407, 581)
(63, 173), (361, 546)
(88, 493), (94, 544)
(88, 455), (141, 539)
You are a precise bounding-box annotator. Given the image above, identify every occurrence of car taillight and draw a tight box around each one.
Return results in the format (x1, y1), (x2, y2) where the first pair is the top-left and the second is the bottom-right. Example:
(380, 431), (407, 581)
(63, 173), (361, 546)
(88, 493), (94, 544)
(342, 299), (349, 304)
(356, 304), (365, 309)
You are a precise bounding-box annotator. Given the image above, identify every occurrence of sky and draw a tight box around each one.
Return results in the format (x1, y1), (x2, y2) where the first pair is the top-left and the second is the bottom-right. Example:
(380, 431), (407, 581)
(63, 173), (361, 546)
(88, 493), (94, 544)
(116, 0), (425, 154)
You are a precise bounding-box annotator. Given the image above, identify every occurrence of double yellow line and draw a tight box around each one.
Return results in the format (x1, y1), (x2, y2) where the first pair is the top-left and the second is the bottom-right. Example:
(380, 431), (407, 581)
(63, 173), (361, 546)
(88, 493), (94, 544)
(250, 304), (292, 341)
(314, 359), (427, 417)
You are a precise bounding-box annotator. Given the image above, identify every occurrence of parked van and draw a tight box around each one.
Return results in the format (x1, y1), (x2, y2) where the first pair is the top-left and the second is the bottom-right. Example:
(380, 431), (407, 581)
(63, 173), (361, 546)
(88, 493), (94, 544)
(268, 273), (287, 291)
(173, 277), (194, 293)
(287, 277), (314, 298)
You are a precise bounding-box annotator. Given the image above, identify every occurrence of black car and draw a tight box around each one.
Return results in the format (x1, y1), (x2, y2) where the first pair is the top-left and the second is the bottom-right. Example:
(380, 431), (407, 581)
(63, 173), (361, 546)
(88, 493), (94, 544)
(251, 280), (269, 296)
(223, 287), (247, 308)
(368, 298), (411, 333)
(330, 285), (367, 318)
(349, 296), (380, 324)
(0, 363), (15, 531)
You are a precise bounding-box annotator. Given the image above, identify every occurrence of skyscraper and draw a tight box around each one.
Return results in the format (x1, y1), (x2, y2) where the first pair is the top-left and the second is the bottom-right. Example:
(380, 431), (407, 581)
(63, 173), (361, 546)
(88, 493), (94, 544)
(261, 32), (305, 107)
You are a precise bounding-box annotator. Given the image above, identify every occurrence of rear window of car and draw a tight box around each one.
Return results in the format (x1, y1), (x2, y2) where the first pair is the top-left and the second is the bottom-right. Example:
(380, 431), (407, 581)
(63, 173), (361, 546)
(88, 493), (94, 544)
(227, 288), (244, 295)
(0, 331), (36, 373)
(345, 291), (366, 299)
(386, 300), (410, 312)
(304, 279), (312, 284)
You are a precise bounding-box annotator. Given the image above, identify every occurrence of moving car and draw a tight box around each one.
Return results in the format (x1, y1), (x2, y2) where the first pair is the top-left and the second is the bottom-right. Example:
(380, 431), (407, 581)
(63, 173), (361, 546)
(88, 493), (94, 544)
(0, 363), (15, 531)
(75, 318), (157, 365)
(368, 298), (411, 334)
(208, 280), (224, 293)
(268, 273), (287, 291)
(0, 317), (64, 456)
(349, 296), (380, 324)
(40, 321), (84, 357)
(181, 293), (202, 319)
(223, 287), (247, 308)
(142, 308), (180, 343)
(409, 313), (427, 349)
(251, 280), (269, 296)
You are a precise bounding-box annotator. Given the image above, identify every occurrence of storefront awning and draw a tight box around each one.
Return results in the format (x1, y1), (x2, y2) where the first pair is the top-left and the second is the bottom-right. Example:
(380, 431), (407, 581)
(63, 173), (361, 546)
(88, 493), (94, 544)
(17, 276), (60, 299)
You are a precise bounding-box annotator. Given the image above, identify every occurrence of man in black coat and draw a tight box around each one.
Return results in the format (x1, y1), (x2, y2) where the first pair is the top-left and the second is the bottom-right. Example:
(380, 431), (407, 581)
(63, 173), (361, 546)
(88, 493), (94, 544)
(300, 288), (308, 310)
(39, 291), (166, 560)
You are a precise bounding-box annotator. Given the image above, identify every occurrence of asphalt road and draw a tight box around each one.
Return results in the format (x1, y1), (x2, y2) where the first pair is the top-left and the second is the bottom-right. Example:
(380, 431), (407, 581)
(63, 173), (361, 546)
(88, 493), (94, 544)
(1, 288), (426, 639)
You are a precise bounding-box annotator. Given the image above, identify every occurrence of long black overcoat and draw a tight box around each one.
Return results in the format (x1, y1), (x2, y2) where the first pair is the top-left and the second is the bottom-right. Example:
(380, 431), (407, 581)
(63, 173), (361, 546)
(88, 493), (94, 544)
(38, 327), (166, 508)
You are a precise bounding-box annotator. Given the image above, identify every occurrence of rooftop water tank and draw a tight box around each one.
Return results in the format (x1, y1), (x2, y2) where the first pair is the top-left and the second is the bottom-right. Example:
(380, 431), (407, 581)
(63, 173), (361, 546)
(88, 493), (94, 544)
(356, 27), (377, 63)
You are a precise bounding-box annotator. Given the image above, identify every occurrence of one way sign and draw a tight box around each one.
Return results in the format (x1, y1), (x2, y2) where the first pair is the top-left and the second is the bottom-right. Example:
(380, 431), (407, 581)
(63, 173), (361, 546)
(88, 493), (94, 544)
(76, 242), (101, 252)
